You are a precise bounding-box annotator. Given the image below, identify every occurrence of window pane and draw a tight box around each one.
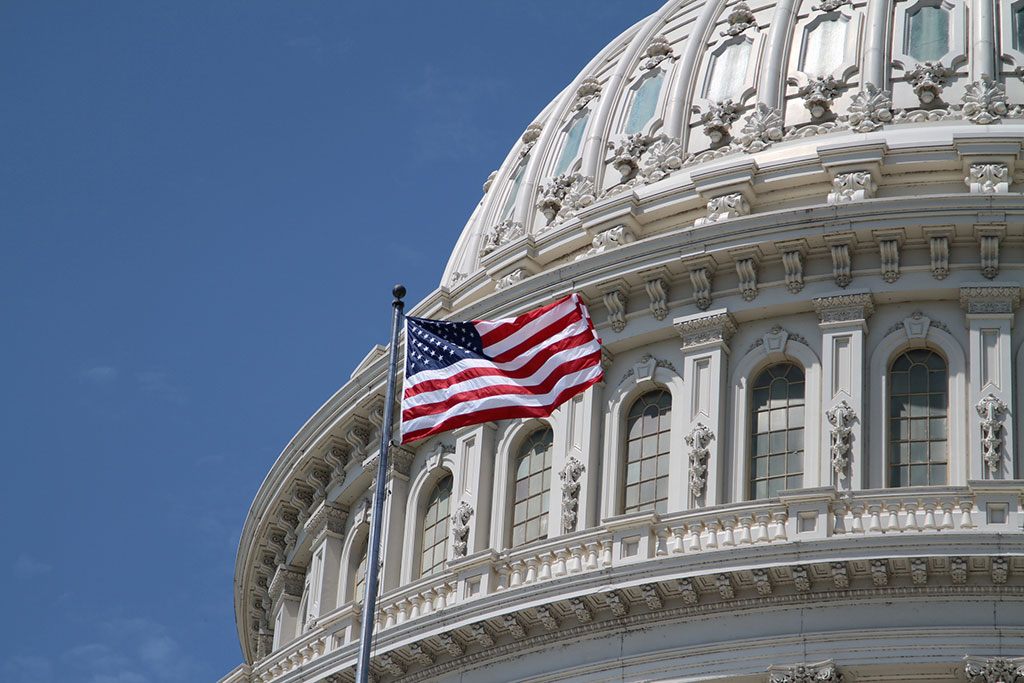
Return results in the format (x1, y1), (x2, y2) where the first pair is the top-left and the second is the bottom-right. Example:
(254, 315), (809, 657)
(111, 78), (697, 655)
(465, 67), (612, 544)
(802, 18), (847, 77)
(625, 71), (664, 134)
(554, 115), (588, 175)
(907, 5), (950, 62)
(749, 363), (804, 500)
(889, 350), (947, 487)
(499, 164), (526, 220)
(623, 390), (671, 513)
(705, 40), (752, 102)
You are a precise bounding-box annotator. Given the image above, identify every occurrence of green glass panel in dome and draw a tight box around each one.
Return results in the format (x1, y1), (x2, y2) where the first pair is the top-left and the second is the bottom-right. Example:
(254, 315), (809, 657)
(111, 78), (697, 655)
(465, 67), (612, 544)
(499, 163), (525, 219)
(554, 114), (588, 176)
(802, 18), (847, 76)
(625, 71), (664, 134)
(907, 5), (950, 62)
(704, 40), (751, 102)
(1017, 7), (1024, 51)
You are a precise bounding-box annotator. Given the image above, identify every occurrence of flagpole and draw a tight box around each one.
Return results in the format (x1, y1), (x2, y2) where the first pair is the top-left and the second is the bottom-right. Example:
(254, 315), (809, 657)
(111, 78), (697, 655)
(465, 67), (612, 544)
(355, 284), (405, 683)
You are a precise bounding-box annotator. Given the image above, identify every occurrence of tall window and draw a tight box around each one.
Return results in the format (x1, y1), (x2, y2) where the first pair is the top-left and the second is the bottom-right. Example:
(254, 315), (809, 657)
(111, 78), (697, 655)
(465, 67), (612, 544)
(625, 71), (665, 134)
(512, 428), (553, 546)
(554, 115), (588, 175)
(749, 363), (805, 499)
(704, 40), (752, 102)
(1016, 6), (1024, 51)
(802, 18), (848, 76)
(352, 537), (368, 603)
(420, 474), (453, 577)
(906, 4), (950, 62)
(624, 389), (671, 513)
(889, 349), (947, 486)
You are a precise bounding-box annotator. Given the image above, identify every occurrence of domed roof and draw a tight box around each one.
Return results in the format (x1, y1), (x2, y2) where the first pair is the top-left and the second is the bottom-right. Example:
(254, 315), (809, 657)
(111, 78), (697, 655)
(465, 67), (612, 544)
(438, 0), (1024, 307)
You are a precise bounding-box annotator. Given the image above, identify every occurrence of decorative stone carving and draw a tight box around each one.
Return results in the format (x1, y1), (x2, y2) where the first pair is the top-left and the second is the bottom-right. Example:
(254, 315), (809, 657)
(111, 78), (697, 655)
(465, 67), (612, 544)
(830, 562), (849, 589)
(559, 456), (585, 533)
(470, 623), (494, 647)
(910, 558), (928, 585)
(268, 566), (305, 603)
(323, 445), (350, 489)
(573, 77), (602, 111)
(966, 163), (1009, 194)
(520, 122), (543, 157)
(379, 653), (405, 677)
(964, 656), (1024, 683)
(795, 76), (843, 119)
(906, 61), (953, 104)
(978, 230), (1002, 279)
(781, 248), (805, 293)
(482, 170), (497, 194)
(768, 661), (843, 683)
(929, 235), (949, 280)
(753, 568), (773, 595)
(847, 83), (893, 132)
(637, 136), (684, 183)
(695, 192), (750, 228)
(811, 0), (851, 11)
(721, 2), (757, 36)
(738, 103), (784, 152)
(644, 277), (669, 321)
(503, 613), (527, 639)
(577, 225), (636, 260)
(609, 132), (652, 180)
(951, 557), (968, 584)
(304, 501), (348, 539)
(494, 268), (526, 291)
(735, 256), (758, 301)
(568, 596), (592, 623)
(963, 76), (1008, 125)
(450, 500), (473, 558)
(829, 243), (852, 288)
(827, 171), (876, 204)
(992, 557), (1009, 584)
(976, 394), (1008, 475)
(678, 577), (699, 605)
(826, 400), (856, 476)
(640, 35), (677, 71)
(604, 590), (629, 616)
(479, 219), (524, 257)
(792, 565), (811, 592)
(641, 583), (664, 609)
(438, 632), (464, 657)
(408, 643), (434, 666)
(686, 423), (714, 498)
(693, 99), (742, 145)
(870, 559), (888, 586)
(537, 173), (595, 224)
(602, 287), (628, 333)
(674, 309), (737, 350)
(960, 285), (1020, 315)
(535, 605), (560, 631)
(715, 574), (735, 599)
(689, 265), (714, 310)
(877, 236), (900, 283)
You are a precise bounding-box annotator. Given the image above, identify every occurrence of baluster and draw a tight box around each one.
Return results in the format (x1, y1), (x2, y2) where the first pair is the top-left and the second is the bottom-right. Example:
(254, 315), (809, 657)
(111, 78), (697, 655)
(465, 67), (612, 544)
(904, 503), (919, 531)
(705, 520), (721, 549)
(410, 595), (423, 620)
(568, 546), (583, 573)
(923, 504), (937, 530)
(755, 513), (771, 543)
(384, 604), (397, 629)
(510, 560), (524, 587)
(497, 562), (511, 590)
(885, 504), (902, 532)
(672, 526), (686, 553)
(867, 505), (883, 533)
(940, 503), (954, 529)
(524, 557), (539, 584)
(722, 517), (736, 547)
(736, 515), (753, 544)
(420, 589), (435, 615)
(686, 523), (702, 552)
(538, 553), (552, 581)
(832, 501), (847, 534)
(772, 511), (788, 541)
(959, 501), (975, 529)
(585, 542), (600, 570)
(850, 504), (865, 533)
(656, 528), (670, 556)
(601, 539), (613, 566)
(553, 549), (568, 577)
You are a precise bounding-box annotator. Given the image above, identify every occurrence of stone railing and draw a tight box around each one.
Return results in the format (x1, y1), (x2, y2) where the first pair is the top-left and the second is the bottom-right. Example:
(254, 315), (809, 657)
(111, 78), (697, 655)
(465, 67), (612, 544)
(246, 482), (1023, 682)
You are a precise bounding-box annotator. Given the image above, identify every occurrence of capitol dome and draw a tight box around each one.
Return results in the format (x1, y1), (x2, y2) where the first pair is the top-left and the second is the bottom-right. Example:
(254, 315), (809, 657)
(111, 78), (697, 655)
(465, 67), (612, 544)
(222, 1), (1024, 681)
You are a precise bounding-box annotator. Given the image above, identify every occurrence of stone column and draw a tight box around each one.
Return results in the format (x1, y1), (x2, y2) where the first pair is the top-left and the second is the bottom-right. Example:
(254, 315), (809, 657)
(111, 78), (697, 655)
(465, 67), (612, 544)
(371, 446), (412, 591)
(814, 292), (873, 492)
(961, 285), (1020, 480)
(673, 309), (736, 507)
(303, 502), (348, 622)
(451, 422), (497, 555)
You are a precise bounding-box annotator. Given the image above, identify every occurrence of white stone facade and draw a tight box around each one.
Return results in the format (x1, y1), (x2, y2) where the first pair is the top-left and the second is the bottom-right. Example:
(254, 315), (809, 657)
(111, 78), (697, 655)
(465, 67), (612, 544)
(223, 1), (1024, 681)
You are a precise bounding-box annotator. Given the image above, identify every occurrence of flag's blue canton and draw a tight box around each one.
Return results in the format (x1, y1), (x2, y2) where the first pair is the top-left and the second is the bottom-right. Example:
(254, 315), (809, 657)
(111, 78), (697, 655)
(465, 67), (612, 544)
(406, 317), (486, 377)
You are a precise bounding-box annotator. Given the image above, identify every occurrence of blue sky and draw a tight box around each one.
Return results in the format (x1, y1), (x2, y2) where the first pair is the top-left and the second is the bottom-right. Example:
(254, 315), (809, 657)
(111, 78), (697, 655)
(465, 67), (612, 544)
(0, 2), (664, 680)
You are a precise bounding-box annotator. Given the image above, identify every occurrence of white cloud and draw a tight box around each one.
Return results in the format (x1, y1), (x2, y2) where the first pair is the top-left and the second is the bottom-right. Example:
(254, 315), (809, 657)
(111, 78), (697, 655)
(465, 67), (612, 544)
(2, 655), (53, 683)
(13, 552), (52, 578)
(80, 366), (118, 383)
(134, 371), (187, 404)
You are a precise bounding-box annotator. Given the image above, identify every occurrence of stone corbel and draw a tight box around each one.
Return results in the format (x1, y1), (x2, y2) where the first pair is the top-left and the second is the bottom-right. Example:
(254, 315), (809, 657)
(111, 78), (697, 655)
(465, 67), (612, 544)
(873, 229), (904, 284)
(818, 143), (884, 204)
(730, 247), (761, 302)
(922, 227), (952, 280)
(576, 224), (636, 260)
(344, 416), (373, 465)
(776, 239), (808, 294)
(823, 233), (856, 288)
(694, 192), (750, 227)
(683, 256), (717, 311)
(691, 159), (756, 228)
(974, 225), (1005, 279)
(965, 163), (1010, 194)
(768, 661), (842, 683)
(813, 292), (874, 328)
(638, 266), (671, 321)
(599, 279), (630, 333)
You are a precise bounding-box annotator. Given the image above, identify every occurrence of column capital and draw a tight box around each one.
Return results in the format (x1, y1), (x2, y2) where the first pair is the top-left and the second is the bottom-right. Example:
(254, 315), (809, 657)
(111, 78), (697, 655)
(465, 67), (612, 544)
(813, 291), (874, 327)
(960, 284), (1021, 316)
(303, 501), (349, 542)
(268, 566), (304, 603)
(673, 309), (736, 352)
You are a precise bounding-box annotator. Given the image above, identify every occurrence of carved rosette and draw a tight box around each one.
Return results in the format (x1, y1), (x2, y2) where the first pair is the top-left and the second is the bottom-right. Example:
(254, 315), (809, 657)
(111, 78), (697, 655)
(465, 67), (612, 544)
(479, 219), (525, 257)
(976, 394), (1008, 475)
(906, 61), (953, 104)
(638, 137), (684, 183)
(693, 99), (741, 145)
(826, 400), (856, 476)
(965, 163), (1009, 194)
(768, 661), (843, 683)
(738, 103), (784, 152)
(847, 83), (893, 132)
(685, 423), (714, 498)
(450, 500), (473, 558)
(559, 456), (585, 533)
(963, 76), (1008, 125)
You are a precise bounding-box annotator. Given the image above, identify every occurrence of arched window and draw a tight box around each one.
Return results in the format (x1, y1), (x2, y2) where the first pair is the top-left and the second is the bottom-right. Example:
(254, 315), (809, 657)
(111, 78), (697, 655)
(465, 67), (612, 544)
(749, 363), (805, 499)
(420, 474), (453, 577)
(512, 428), (553, 546)
(624, 389), (671, 513)
(352, 537), (368, 603)
(889, 349), (947, 486)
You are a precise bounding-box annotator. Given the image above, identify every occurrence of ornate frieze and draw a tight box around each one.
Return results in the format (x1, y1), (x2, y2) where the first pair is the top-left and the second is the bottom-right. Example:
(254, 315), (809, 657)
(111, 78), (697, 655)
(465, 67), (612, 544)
(693, 99), (741, 145)
(379, 653), (405, 677)
(686, 423), (714, 498)
(847, 83), (893, 133)
(813, 292), (874, 325)
(537, 173), (595, 224)
(992, 557), (1009, 584)
(695, 192), (750, 227)
(910, 558), (928, 586)
(964, 656), (1024, 683)
(792, 565), (811, 592)
(715, 574), (735, 599)
(674, 309), (736, 349)
(826, 400), (855, 475)
(951, 557), (968, 584)
(963, 76), (1008, 125)
(870, 559), (888, 586)
(738, 103), (784, 152)
(576, 225), (635, 260)
(678, 577), (699, 605)
(268, 566), (305, 603)
(960, 285), (1020, 315)
(906, 61), (953, 104)
(304, 501), (349, 540)
(503, 613), (527, 638)
(568, 596), (593, 622)
(573, 77), (602, 111)
(641, 583), (664, 609)
(407, 643), (434, 667)
(640, 35), (677, 71)
(450, 500), (473, 558)
(535, 604), (560, 631)
(827, 171), (876, 204)
(831, 562), (849, 589)
(479, 219), (524, 257)
(721, 2), (757, 36)
(966, 163), (1009, 194)
(438, 632), (464, 657)
(559, 456), (585, 533)
(768, 661), (843, 683)
(604, 590), (629, 616)
(753, 568), (773, 595)
(494, 268), (526, 291)
(976, 394), (1008, 475)
(470, 622), (494, 647)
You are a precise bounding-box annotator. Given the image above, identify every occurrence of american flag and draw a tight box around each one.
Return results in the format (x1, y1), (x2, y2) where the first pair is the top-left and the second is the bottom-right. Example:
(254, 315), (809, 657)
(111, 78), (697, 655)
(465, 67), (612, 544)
(401, 293), (603, 443)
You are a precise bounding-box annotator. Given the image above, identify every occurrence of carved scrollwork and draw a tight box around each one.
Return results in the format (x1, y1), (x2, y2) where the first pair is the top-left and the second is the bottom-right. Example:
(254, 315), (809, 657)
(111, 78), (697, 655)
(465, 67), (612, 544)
(577, 225), (636, 261)
(450, 500), (473, 558)
(638, 136), (683, 183)
(685, 423), (714, 498)
(964, 657), (1024, 683)
(536, 173), (595, 224)
(479, 219), (525, 257)
(768, 661), (843, 683)
(721, 2), (757, 36)
(494, 268), (526, 291)
(692, 99), (742, 146)
(573, 77), (602, 111)
(640, 35), (677, 71)
(608, 132), (652, 180)
(963, 76), (1008, 125)
(695, 192), (750, 227)
(976, 394), (1008, 475)
(737, 103), (784, 152)
(520, 122), (543, 157)
(847, 83), (893, 132)
(826, 401), (855, 476)
(827, 171), (876, 204)
(794, 76), (843, 119)
(965, 163), (1009, 195)
(559, 456), (585, 533)
(906, 61), (953, 105)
